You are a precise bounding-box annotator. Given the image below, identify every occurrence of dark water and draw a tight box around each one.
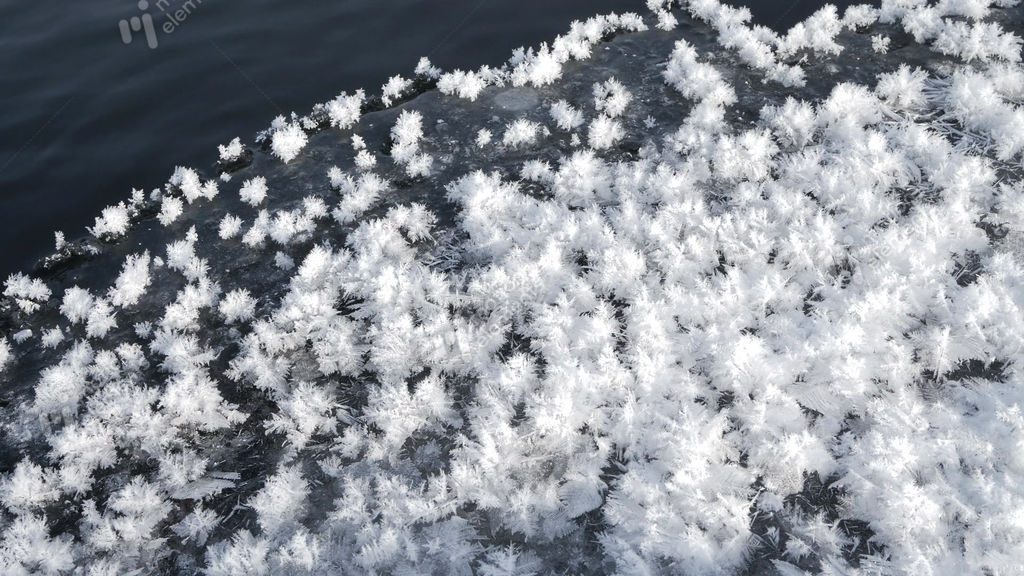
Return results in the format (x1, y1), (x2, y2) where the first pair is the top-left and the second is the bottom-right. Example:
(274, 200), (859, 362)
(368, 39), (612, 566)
(0, 0), (858, 276)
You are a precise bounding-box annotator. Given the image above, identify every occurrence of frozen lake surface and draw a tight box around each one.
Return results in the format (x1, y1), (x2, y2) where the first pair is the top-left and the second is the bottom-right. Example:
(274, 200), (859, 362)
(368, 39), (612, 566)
(1, 1), (1023, 575)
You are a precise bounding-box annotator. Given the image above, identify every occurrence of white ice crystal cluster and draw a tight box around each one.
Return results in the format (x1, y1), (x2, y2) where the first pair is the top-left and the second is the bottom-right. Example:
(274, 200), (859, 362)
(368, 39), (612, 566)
(326, 91), (366, 130)
(218, 138), (244, 163)
(2, 1), (1024, 575)
(270, 121), (309, 163)
(389, 110), (432, 178)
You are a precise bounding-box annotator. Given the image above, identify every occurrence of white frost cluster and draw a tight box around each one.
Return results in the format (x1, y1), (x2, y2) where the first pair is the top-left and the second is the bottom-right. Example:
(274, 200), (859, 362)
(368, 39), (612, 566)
(414, 57), (442, 79)
(438, 69), (488, 101)
(475, 128), (492, 148)
(59, 286), (92, 325)
(5, 2), (1024, 575)
(381, 75), (412, 107)
(239, 176), (269, 206)
(549, 100), (584, 131)
(510, 14), (648, 87)
(87, 189), (146, 241)
(4, 273), (51, 314)
(88, 203), (131, 241)
(269, 118), (309, 163)
(326, 90), (365, 130)
(647, 0), (678, 30)
(40, 327), (63, 349)
(170, 166), (219, 204)
(85, 297), (117, 338)
(587, 115), (623, 150)
(331, 172), (390, 224)
(390, 110), (432, 178)
(873, 33), (891, 53)
(776, 5), (846, 57)
(158, 195), (183, 227)
(108, 251), (151, 308)
(218, 137), (244, 162)
(593, 77), (632, 118)
(218, 214), (243, 240)
(219, 288), (256, 324)
(502, 118), (543, 148)
(353, 148), (376, 171)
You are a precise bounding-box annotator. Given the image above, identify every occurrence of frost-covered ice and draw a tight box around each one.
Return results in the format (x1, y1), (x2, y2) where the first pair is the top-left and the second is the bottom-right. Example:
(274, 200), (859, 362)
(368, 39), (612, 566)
(2, 1), (1024, 575)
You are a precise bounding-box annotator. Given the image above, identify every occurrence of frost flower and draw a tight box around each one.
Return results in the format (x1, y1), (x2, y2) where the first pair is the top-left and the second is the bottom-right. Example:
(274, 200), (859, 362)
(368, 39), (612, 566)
(503, 119), (543, 148)
(88, 203), (131, 241)
(240, 176), (269, 206)
(270, 119), (308, 163)
(219, 289), (256, 324)
(218, 137), (244, 162)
